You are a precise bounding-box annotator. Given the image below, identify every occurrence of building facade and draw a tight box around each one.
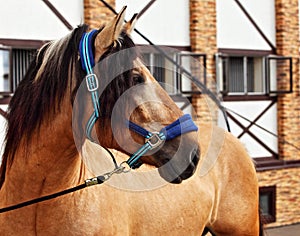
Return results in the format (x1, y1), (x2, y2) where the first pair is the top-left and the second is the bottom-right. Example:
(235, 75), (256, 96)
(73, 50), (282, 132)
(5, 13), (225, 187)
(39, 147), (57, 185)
(189, 0), (300, 227)
(0, 0), (299, 228)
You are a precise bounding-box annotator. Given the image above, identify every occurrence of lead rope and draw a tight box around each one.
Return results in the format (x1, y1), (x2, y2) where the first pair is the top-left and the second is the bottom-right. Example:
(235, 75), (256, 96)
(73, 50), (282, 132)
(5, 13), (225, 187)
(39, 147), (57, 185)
(0, 165), (127, 213)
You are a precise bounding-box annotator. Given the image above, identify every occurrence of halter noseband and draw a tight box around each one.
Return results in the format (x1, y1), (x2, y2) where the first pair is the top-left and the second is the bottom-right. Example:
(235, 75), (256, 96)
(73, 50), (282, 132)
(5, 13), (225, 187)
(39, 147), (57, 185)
(79, 30), (198, 169)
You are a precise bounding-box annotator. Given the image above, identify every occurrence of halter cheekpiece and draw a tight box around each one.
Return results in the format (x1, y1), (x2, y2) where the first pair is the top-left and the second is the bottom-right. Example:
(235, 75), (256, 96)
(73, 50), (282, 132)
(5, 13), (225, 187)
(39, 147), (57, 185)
(79, 30), (198, 169)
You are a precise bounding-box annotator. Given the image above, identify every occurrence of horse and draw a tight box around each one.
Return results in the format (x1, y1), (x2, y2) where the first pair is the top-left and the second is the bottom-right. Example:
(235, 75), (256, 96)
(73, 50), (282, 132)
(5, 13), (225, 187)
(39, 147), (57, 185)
(0, 7), (262, 235)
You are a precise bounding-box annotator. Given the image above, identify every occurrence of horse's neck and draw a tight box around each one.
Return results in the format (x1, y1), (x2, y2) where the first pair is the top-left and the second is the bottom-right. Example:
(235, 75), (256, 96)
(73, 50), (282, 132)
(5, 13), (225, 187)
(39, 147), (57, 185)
(1, 110), (85, 204)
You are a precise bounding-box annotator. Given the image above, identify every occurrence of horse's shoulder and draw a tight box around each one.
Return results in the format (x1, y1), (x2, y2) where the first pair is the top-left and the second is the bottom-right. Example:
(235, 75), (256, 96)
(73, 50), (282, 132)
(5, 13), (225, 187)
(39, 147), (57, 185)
(198, 123), (226, 152)
(198, 123), (246, 152)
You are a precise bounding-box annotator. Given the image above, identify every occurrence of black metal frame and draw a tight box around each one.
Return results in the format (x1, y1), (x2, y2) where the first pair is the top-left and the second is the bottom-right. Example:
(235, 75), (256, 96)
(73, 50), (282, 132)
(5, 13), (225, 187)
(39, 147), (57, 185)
(259, 186), (276, 224)
(176, 53), (206, 94)
(266, 56), (293, 94)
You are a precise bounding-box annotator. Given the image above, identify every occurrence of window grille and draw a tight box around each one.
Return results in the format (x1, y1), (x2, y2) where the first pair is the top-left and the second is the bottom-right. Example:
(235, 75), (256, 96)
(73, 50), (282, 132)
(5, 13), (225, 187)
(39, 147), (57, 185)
(0, 47), (36, 94)
(228, 57), (244, 93)
(12, 49), (36, 91)
(142, 53), (166, 83)
(0, 47), (12, 94)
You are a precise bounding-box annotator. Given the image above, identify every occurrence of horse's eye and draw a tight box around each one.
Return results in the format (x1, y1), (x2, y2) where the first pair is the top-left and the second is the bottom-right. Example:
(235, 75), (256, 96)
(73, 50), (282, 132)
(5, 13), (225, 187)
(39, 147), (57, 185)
(133, 75), (144, 84)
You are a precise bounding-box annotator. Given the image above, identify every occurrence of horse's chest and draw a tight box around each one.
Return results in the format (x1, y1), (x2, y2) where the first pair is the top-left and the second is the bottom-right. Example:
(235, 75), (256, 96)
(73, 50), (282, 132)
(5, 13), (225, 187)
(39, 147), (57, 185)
(34, 182), (210, 235)
(122, 184), (210, 235)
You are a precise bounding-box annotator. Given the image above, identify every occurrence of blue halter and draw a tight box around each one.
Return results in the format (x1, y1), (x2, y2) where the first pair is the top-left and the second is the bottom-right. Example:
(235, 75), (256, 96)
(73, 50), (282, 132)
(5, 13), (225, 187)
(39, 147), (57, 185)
(79, 30), (100, 140)
(126, 114), (198, 168)
(79, 31), (198, 169)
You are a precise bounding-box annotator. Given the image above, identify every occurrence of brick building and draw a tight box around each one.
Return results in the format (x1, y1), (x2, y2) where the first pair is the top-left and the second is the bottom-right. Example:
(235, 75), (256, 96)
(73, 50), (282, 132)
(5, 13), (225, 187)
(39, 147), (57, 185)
(0, 0), (299, 228)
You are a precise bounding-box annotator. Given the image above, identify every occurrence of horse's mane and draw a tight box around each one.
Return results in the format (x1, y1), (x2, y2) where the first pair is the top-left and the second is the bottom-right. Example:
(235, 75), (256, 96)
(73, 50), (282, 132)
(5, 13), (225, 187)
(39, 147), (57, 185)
(0, 24), (139, 188)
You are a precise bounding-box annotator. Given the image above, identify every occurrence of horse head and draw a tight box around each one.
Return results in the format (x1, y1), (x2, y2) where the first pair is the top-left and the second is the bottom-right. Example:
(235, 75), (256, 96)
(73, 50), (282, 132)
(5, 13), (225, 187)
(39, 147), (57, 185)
(72, 7), (200, 183)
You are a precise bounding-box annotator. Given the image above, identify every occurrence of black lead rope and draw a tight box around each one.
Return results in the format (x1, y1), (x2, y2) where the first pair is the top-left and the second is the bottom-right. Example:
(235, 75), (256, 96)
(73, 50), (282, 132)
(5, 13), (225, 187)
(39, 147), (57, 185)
(0, 165), (126, 213)
(0, 183), (87, 213)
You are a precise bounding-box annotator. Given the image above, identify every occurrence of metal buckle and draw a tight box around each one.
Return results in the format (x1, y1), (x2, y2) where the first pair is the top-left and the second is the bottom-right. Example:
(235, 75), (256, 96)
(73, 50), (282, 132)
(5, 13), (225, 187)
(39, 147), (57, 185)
(146, 132), (165, 149)
(86, 73), (99, 92)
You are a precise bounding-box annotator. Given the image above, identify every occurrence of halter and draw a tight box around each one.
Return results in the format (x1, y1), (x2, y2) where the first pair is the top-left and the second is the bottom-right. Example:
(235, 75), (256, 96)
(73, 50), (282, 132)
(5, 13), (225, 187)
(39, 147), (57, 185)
(79, 30), (198, 169)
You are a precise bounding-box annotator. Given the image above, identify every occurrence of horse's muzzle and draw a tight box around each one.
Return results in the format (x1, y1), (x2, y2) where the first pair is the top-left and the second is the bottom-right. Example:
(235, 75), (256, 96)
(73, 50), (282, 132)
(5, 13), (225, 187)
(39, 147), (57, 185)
(176, 147), (200, 182)
(157, 145), (200, 184)
(171, 147), (200, 184)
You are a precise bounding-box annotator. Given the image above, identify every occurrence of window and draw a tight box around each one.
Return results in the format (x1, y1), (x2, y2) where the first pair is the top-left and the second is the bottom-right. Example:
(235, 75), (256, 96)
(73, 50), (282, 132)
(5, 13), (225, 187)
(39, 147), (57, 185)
(11, 48), (36, 91)
(217, 55), (265, 95)
(142, 50), (206, 95)
(142, 50), (181, 95)
(0, 47), (12, 93)
(176, 53), (206, 94)
(0, 47), (36, 95)
(142, 53), (166, 83)
(259, 186), (276, 223)
(141, 49), (207, 115)
(217, 53), (293, 96)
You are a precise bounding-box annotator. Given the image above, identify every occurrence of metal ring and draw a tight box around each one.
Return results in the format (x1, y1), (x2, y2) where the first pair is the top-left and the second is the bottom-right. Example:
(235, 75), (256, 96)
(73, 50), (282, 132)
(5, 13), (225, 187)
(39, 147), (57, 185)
(119, 161), (132, 173)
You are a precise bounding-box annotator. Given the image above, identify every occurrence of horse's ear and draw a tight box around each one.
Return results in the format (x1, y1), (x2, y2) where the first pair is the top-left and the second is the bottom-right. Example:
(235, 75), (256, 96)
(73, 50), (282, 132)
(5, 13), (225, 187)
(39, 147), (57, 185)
(124, 13), (138, 35)
(94, 6), (127, 60)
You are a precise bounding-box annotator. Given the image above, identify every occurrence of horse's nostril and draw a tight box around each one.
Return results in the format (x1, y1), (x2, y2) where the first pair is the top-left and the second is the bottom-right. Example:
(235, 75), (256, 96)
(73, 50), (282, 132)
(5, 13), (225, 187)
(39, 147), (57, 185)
(191, 148), (200, 166)
(176, 147), (200, 181)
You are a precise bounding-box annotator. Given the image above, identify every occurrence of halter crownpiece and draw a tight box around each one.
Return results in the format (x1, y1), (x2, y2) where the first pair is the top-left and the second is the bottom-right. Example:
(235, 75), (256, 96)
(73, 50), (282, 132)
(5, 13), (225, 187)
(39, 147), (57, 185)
(79, 31), (198, 169)
(79, 30), (100, 140)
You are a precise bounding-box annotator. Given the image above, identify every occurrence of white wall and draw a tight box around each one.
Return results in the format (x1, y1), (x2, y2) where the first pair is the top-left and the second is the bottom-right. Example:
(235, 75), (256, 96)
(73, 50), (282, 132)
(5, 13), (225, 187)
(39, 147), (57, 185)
(216, 0), (276, 50)
(0, 0), (190, 45)
(116, 0), (190, 46)
(218, 101), (278, 158)
(0, 0), (83, 40)
(116, 0), (276, 49)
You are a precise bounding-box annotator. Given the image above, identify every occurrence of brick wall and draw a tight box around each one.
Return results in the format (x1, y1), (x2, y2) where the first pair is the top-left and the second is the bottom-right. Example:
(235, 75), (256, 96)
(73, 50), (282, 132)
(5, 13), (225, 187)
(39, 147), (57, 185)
(190, 0), (218, 126)
(275, 0), (300, 161)
(84, 0), (115, 28)
(258, 168), (300, 227)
